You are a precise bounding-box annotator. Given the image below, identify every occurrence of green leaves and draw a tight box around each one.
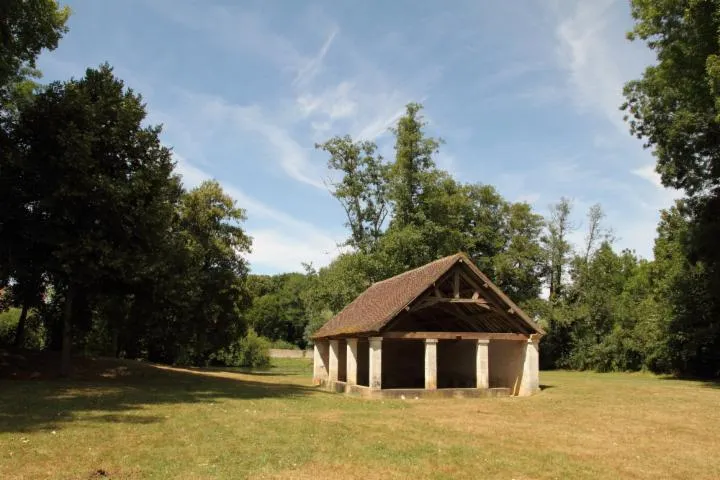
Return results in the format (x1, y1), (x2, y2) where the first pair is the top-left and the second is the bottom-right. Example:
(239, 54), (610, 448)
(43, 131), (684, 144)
(0, 0), (69, 112)
(316, 135), (388, 253)
(623, 0), (720, 376)
(623, 0), (720, 194)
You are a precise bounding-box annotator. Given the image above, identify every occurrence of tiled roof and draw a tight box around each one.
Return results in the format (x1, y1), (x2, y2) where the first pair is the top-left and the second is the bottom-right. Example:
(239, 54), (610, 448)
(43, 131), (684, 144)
(314, 252), (544, 339)
(312, 254), (462, 338)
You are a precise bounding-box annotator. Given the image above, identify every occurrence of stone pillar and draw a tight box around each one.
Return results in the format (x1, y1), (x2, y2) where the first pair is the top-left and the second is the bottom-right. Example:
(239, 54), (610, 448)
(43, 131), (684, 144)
(312, 340), (329, 385)
(346, 338), (358, 386)
(329, 339), (340, 382)
(369, 337), (382, 390)
(424, 338), (438, 390)
(518, 338), (540, 396)
(476, 339), (490, 389)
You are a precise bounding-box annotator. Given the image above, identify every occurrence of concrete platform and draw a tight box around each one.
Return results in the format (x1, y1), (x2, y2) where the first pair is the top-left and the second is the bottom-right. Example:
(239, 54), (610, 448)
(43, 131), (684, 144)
(318, 380), (511, 399)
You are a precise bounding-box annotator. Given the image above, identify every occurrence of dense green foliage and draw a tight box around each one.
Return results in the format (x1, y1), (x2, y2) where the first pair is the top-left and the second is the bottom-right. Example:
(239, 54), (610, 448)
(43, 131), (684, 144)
(622, 0), (720, 376)
(246, 273), (309, 348)
(0, 0), (70, 114)
(0, 64), (254, 372)
(209, 329), (271, 368)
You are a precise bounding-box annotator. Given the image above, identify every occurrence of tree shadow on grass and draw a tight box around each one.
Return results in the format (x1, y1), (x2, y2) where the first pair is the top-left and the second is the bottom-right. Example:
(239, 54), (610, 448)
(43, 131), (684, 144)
(658, 374), (720, 389)
(0, 350), (317, 434)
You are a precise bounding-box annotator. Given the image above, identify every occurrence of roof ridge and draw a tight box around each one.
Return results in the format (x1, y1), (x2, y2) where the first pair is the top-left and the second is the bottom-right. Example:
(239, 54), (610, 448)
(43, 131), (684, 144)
(371, 253), (461, 286)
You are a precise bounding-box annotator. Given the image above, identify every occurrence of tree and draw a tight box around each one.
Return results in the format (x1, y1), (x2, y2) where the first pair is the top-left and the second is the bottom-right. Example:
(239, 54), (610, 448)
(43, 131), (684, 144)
(175, 180), (252, 363)
(583, 204), (611, 265)
(316, 136), (389, 253)
(10, 64), (181, 374)
(543, 197), (574, 300)
(652, 203), (720, 375)
(0, 0), (70, 109)
(388, 103), (442, 227)
(491, 201), (546, 302)
(623, 0), (720, 195)
(623, 0), (720, 376)
(248, 273), (310, 347)
(0, 0), (70, 300)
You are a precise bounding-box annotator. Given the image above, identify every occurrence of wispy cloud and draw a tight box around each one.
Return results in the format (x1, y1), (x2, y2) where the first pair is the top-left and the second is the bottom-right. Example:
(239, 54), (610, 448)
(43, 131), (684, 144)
(631, 163), (682, 205)
(555, 0), (626, 130)
(175, 91), (326, 189)
(174, 154), (342, 272)
(294, 28), (339, 87)
(297, 81), (358, 121)
(553, 0), (653, 132)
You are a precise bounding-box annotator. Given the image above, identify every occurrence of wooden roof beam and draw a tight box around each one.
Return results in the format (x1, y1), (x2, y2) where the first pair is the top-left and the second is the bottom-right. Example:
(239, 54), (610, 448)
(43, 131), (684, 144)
(383, 331), (530, 341)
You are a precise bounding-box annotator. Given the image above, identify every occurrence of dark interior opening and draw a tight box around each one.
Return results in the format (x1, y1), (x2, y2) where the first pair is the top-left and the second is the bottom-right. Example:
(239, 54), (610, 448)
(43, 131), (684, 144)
(381, 339), (424, 389)
(357, 338), (369, 386)
(438, 339), (477, 388)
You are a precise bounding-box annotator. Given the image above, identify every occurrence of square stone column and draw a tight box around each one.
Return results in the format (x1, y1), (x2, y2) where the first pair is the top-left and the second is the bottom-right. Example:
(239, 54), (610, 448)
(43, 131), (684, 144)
(518, 338), (540, 396)
(424, 339), (438, 390)
(328, 339), (340, 382)
(312, 340), (329, 385)
(476, 339), (490, 389)
(369, 337), (382, 390)
(346, 338), (358, 385)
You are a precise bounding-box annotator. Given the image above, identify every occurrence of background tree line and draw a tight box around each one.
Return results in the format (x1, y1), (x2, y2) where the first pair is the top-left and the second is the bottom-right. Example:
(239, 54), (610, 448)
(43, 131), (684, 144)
(1, 0), (719, 378)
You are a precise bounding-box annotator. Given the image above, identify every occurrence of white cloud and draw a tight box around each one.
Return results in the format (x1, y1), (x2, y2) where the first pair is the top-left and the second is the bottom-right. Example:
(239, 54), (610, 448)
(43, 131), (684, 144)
(294, 28), (339, 87)
(631, 163), (682, 207)
(249, 230), (339, 273)
(353, 101), (408, 141)
(554, 0), (649, 132)
(176, 91), (326, 189)
(297, 81), (358, 120)
(174, 154), (342, 272)
(631, 164), (663, 189)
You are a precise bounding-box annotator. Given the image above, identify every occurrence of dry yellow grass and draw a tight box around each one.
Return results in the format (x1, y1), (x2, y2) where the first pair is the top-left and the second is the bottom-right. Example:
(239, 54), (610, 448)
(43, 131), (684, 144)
(1, 355), (719, 479)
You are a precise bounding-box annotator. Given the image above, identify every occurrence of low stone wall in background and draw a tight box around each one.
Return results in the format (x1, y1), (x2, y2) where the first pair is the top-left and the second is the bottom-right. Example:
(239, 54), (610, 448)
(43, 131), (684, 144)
(268, 348), (313, 359)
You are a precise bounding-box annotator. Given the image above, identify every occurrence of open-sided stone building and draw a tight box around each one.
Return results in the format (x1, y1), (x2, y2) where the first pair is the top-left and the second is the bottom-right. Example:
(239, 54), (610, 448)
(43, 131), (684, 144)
(311, 253), (543, 398)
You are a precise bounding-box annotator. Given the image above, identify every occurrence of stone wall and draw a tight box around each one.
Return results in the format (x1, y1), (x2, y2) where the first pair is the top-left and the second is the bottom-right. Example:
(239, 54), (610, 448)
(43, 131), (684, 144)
(488, 340), (525, 392)
(268, 348), (313, 359)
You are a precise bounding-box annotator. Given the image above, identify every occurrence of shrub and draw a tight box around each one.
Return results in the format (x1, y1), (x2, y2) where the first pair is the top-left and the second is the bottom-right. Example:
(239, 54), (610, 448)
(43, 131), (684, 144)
(0, 308), (21, 346)
(211, 329), (271, 368)
(268, 338), (297, 349)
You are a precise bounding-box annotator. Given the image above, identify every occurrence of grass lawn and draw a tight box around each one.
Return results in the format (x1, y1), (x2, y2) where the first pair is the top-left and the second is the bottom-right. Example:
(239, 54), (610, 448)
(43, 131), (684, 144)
(1, 352), (719, 479)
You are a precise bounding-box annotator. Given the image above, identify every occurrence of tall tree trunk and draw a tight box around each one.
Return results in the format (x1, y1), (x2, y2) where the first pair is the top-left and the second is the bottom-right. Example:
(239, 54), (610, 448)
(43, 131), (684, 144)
(13, 301), (30, 348)
(60, 285), (75, 377)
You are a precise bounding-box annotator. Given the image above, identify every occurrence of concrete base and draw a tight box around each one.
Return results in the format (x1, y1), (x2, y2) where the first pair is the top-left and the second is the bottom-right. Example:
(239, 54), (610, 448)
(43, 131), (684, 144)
(318, 380), (510, 399)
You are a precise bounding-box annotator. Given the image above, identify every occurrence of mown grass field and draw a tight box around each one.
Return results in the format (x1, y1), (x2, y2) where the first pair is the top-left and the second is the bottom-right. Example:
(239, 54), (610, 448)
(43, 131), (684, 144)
(1, 352), (719, 479)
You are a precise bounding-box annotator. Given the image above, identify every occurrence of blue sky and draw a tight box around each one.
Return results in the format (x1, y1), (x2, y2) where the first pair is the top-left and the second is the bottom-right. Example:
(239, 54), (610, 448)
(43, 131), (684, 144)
(37, 0), (678, 274)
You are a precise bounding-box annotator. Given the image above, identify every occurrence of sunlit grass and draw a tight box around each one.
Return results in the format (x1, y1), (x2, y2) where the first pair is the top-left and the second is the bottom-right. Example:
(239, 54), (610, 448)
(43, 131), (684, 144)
(1, 355), (718, 479)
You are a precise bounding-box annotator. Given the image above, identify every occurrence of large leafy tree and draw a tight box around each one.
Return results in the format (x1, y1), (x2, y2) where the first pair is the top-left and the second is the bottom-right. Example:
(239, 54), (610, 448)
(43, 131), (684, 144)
(0, 0), (70, 112)
(248, 273), (310, 347)
(10, 64), (181, 374)
(175, 180), (252, 363)
(623, 0), (720, 194)
(388, 103), (442, 228)
(624, 0), (720, 376)
(316, 136), (389, 253)
(0, 0), (70, 300)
